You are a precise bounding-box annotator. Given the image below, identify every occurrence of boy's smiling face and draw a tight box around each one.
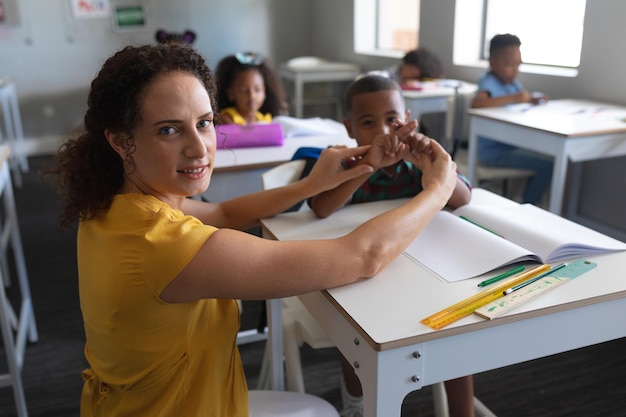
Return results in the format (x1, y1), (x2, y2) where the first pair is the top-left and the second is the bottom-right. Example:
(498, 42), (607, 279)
(344, 89), (407, 147)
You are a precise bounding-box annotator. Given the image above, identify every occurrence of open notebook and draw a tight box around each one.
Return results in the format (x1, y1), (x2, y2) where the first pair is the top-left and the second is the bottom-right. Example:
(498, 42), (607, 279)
(404, 203), (626, 282)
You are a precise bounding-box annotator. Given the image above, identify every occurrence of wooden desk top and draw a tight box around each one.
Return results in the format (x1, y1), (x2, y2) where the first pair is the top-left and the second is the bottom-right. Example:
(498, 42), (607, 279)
(468, 99), (626, 137)
(261, 189), (626, 351)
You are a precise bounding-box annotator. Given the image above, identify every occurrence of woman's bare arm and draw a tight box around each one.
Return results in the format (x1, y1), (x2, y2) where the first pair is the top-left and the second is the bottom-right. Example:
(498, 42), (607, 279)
(161, 140), (458, 303)
(181, 145), (374, 230)
(310, 135), (407, 218)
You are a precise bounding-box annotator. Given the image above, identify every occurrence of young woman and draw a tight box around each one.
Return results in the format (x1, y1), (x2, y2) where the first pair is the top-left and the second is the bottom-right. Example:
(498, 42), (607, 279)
(52, 43), (458, 416)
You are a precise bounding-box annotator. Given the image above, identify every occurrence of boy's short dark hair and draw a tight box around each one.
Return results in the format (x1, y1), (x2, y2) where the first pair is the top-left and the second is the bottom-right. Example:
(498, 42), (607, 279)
(489, 33), (521, 57)
(345, 75), (402, 112)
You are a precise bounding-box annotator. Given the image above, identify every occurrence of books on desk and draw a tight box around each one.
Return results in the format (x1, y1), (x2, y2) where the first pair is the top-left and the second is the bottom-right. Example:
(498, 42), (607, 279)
(404, 203), (626, 282)
(273, 116), (347, 138)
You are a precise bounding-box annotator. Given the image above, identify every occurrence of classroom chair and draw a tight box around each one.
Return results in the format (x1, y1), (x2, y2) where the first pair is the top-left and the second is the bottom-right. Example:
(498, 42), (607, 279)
(256, 294), (334, 393)
(249, 390), (340, 417)
(453, 147), (534, 197)
(257, 159), (498, 417)
(0, 145), (38, 417)
(236, 299), (270, 346)
(256, 159), (331, 393)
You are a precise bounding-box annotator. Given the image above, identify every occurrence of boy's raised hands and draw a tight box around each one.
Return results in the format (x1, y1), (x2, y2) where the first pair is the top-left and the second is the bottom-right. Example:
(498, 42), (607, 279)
(362, 133), (408, 170)
(361, 117), (431, 170)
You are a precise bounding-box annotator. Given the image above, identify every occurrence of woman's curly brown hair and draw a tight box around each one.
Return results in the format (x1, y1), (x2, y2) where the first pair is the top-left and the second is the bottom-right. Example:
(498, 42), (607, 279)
(51, 43), (216, 229)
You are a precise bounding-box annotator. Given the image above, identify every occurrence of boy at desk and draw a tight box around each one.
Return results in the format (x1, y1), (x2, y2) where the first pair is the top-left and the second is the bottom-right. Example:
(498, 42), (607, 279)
(471, 33), (553, 205)
(309, 74), (475, 417)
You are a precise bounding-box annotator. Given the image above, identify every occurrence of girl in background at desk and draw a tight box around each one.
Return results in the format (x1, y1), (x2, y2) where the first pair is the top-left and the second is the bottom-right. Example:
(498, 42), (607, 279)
(392, 47), (447, 139)
(310, 75), (475, 417)
(215, 52), (287, 125)
(51, 43), (459, 416)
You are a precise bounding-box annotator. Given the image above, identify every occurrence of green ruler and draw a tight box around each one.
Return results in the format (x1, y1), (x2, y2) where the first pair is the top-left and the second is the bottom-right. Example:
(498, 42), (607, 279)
(474, 259), (597, 320)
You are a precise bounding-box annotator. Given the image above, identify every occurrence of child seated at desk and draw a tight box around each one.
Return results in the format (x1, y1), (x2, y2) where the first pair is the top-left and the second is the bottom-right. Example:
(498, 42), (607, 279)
(396, 46), (445, 88)
(471, 33), (552, 205)
(215, 52), (287, 125)
(309, 74), (475, 417)
(394, 47), (448, 140)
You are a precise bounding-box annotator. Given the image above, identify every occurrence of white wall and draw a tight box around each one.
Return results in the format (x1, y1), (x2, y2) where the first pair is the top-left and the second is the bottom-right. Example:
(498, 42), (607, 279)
(0, 0), (312, 141)
(1, 1), (624, 237)
(306, 0), (626, 239)
(0, 0), (143, 141)
(420, 0), (626, 106)
(311, 0), (626, 107)
(4, 1), (626, 137)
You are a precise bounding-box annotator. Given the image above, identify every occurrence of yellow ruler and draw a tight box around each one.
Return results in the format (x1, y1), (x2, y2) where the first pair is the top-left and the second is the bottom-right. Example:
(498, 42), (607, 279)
(421, 264), (550, 330)
(474, 259), (597, 320)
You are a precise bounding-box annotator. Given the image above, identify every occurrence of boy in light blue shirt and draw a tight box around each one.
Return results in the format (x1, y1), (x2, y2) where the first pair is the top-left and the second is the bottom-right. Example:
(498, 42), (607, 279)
(471, 33), (552, 204)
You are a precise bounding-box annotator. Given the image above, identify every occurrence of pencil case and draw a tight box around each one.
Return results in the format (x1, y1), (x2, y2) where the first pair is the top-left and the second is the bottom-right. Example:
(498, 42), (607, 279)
(215, 123), (284, 149)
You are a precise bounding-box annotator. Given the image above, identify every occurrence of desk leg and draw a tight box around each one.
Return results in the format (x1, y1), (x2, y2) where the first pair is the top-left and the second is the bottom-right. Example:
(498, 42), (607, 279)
(566, 162), (584, 219)
(548, 144), (568, 214)
(466, 117), (479, 186)
(266, 298), (285, 390)
(444, 97), (455, 151)
(294, 75), (304, 119)
(360, 351), (413, 417)
(299, 292), (419, 417)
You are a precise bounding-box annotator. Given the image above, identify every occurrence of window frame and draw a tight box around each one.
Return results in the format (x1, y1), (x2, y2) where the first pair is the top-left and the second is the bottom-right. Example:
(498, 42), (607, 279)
(453, 0), (584, 77)
(354, 0), (419, 59)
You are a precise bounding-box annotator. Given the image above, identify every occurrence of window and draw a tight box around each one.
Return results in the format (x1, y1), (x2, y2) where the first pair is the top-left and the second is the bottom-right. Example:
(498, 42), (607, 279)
(454, 0), (587, 76)
(354, 0), (420, 58)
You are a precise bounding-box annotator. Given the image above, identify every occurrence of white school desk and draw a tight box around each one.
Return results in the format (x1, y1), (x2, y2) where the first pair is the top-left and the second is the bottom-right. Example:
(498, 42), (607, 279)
(202, 134), (354, 202)
(402, 81), (477, 135)
(402, 81), (477, 117)
(279, 61), (361, 119)
(466, 99), (626, 214)
(260, 189), (626, 416)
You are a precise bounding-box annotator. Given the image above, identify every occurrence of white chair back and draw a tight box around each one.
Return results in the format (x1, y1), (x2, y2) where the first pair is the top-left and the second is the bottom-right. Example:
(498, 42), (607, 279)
(261, 159), (306, 191)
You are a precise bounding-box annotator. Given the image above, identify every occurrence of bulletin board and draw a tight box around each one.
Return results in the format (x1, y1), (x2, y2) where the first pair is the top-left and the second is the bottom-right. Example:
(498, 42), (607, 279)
(111, 3), (148, 32)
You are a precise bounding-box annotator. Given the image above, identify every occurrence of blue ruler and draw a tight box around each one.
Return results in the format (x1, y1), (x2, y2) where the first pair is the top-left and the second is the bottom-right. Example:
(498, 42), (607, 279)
(474, 259), (597, 320)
